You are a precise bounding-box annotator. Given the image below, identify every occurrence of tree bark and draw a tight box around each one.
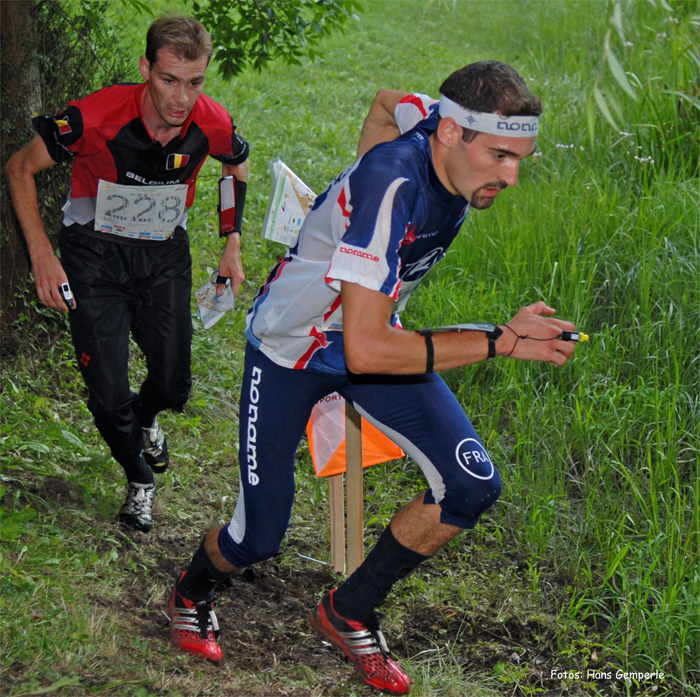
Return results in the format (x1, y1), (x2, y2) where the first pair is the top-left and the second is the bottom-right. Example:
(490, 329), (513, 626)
(1, 0), (41, 327)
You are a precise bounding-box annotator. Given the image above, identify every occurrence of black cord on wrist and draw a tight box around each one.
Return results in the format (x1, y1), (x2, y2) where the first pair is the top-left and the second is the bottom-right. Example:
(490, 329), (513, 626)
(503, 324), (525, 357)
(504, 324), (566, 357)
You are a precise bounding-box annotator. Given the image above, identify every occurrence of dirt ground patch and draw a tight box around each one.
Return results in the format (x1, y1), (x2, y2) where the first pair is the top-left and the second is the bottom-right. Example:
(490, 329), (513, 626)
(104, 527), (585, 696)
(2, 475), (683, 696)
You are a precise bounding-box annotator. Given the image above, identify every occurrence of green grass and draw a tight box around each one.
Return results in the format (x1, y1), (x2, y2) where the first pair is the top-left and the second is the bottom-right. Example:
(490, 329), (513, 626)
(2, 0), (699, 695)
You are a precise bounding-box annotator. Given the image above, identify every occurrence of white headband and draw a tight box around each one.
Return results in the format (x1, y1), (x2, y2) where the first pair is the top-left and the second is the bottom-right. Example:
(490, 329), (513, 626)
(438, 95), (539, 137)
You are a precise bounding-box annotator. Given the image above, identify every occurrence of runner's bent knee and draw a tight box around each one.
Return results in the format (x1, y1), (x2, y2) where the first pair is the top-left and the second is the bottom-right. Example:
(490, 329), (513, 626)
(346, 373), (502, 529)
(436, 441), (502, 528)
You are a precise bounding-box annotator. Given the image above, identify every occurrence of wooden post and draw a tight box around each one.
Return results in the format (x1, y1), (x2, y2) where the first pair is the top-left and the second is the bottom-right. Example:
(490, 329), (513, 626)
(345, 402), (364, 574)
(328, 473), (345, 574)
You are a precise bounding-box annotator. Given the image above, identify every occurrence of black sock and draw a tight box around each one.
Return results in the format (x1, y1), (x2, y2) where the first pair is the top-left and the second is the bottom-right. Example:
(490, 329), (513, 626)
(125, 463), (155, 486)
(102, 405), (154, 484)
(333, 525), (429, 624)
(179, 537), (232, 601)
(132, 394), (157, 430)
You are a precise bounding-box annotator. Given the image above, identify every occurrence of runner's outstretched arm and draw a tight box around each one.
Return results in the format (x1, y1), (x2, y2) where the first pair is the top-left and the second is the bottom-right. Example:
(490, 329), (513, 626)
(341, 282), (579, 375)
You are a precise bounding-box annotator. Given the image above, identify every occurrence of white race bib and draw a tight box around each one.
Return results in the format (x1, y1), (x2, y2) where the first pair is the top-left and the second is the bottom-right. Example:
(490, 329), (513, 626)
(94, 180), (188, 240)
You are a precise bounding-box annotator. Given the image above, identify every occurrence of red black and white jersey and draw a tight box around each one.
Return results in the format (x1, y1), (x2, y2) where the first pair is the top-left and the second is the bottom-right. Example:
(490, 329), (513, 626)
(33, 81), (249, 233)
(245, 93), (470, 373)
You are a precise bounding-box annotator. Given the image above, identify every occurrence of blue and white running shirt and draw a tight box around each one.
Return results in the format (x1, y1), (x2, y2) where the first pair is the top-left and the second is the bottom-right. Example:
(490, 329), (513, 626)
(246, 94), (470, 373)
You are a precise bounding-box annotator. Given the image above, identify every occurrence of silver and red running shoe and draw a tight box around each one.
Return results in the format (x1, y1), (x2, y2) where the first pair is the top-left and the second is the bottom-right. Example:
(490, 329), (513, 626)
(309, 589), (411, 695)
(170, 572), (223, 663)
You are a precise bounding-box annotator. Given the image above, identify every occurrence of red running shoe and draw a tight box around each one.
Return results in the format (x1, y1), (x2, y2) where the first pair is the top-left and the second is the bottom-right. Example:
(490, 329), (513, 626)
(170, 572), (223, 663)
(309, 590), (411, 695)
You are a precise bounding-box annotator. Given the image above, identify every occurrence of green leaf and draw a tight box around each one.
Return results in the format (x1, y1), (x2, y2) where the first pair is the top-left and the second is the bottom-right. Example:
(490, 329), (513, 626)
(593, 86), (620, 131)
(606, 49), (637, 100)
(666, 90), (700, 112)
(197, 0), (362, 79)
(120, 0), (154, 14)
(0, 505), (37, 541)
(0, 557), (35, 591)
(60, 429), (86, 451)
(21, 442), (51, 455)
(611, 1), (625, 42)
(604, 543), (631, 581)
(605, 88), (625, 122)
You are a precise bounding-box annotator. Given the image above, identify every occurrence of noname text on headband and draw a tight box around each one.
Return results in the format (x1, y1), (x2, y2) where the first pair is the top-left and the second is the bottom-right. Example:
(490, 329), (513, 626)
(438, 95), (539, 137)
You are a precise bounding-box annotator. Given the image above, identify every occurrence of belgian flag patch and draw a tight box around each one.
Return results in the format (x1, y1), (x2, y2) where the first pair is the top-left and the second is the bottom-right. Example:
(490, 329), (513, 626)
(166, 153), (190, 170)
(56, 119), (72, 135)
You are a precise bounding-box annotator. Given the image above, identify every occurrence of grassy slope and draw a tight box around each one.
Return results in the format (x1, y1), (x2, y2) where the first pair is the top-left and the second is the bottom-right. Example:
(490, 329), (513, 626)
(2, 1), (698, 696)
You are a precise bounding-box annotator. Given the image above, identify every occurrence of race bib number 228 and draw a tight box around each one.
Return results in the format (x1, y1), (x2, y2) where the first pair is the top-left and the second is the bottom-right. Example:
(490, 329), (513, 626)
(94, 180), (188, 240)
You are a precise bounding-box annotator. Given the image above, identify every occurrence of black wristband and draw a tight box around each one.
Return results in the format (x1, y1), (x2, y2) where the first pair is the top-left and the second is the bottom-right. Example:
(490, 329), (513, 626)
(485, 325), (503, 359)
(233, 179), (247, 234)
(218, 178), (247, 238)
(418, 330), (434, 373)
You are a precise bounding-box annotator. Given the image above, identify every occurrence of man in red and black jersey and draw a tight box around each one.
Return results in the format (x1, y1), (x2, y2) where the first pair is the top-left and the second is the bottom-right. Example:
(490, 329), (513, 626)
(7, 16), (250, 532)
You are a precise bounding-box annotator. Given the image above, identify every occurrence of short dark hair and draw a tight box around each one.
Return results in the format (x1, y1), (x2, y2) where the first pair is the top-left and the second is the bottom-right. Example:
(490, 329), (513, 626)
(439, 61), (542, 142)
(145, 16), (213, 68)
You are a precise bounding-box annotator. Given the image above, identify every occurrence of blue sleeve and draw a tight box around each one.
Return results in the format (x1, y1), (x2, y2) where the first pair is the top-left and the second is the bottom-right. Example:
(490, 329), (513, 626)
(326, 147), (417, 299)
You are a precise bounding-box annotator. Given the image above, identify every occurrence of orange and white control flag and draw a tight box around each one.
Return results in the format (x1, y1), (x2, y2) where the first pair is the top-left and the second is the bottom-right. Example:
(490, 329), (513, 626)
(307, 393), (404, 478)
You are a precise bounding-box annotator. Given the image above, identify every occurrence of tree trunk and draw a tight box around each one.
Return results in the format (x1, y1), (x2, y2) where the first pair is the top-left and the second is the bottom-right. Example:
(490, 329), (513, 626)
(1, 0), (41, 327)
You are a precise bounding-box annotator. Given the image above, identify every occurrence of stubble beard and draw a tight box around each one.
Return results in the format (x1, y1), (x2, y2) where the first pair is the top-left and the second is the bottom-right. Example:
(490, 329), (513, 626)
(469, 183), (507, 210)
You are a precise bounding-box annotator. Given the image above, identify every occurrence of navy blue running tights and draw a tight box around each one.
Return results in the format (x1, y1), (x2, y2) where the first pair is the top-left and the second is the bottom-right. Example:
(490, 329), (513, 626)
(218, 343), (502, 568)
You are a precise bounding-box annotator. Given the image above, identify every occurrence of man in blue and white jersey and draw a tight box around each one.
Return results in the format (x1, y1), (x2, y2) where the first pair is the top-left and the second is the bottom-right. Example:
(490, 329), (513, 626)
(169, 61), (581, 694)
